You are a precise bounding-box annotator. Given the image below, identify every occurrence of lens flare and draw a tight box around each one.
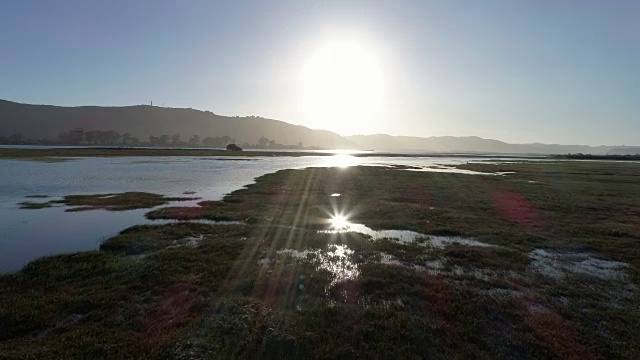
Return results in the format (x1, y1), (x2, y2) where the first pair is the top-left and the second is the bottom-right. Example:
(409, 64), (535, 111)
(330, 214), (350, 229)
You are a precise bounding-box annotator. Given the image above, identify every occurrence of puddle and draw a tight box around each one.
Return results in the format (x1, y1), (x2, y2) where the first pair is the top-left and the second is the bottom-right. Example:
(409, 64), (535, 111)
(96, 194), (118, 199)
(319, 222), (494, 248)
(529, 249), (629, 280)
(168, 235), (204, 248)
(335, 224), (427, 244)
(358, 296), (405, 310)
(156, 219), (244, 226)
(428, 236), (495, 248)
(373, 252), (512, 283)
(407, 165), (515, 176)
(423, 259), (446, 271)
(379, 252), (403, 266)
(260, 244), (360, 287)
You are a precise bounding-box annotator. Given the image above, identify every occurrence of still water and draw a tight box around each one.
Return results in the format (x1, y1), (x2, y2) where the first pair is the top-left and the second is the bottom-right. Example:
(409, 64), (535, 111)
(0, 155), (515, 272)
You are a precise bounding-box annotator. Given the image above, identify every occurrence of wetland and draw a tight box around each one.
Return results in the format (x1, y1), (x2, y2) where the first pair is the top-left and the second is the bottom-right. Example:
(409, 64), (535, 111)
(0, 151), (639, 358)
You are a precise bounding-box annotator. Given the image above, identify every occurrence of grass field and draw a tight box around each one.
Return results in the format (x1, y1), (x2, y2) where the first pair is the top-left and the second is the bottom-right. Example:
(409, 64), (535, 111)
(1, 161), (639, 358)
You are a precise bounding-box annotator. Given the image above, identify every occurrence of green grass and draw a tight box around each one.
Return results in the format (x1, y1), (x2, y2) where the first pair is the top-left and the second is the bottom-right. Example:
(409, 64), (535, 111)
(1, 162), (639, 358)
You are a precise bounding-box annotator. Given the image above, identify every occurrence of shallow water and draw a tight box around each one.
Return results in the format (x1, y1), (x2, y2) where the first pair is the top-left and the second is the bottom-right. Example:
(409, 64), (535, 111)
(273, 245), (360, 288)
(319, 222), (493, 248)
(0, 155), (516, 272)
(529, 249), (629, 280)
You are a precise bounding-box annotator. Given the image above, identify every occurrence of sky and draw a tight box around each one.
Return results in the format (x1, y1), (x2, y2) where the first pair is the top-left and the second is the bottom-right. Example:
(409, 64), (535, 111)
(1, 0), (639, 145)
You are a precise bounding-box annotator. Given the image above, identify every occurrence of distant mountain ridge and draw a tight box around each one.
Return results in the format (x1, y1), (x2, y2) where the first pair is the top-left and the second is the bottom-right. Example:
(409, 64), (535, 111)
(346, 134), (639, 155)
(1, 99), (638, 154)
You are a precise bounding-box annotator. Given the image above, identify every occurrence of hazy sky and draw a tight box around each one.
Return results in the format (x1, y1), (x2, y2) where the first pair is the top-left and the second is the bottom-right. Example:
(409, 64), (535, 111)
(1, 0), (638, 145)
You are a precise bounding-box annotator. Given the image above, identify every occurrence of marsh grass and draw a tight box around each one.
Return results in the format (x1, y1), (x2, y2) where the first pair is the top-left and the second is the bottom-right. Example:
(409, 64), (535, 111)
(18, 192), (198, 211)
(1, 162), (639, 358)
(5, 156), (75, 163)
(17, 201), (54, 209)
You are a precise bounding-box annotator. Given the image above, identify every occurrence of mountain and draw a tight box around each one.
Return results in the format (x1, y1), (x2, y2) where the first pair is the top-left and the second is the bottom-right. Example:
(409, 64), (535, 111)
(346, 134), (629, 155)
(0, 99), (357, 149)
(606, 147), (640, 155)
(2, 99), (636, 154)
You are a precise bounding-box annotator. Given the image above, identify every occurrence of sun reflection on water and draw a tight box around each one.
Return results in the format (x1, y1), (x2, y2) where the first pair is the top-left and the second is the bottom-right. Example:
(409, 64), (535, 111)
(323, 154), (359, 168)
(329, 214), (350, 229)
(268, 244), (360, 289)
(322, 244), (359, 286)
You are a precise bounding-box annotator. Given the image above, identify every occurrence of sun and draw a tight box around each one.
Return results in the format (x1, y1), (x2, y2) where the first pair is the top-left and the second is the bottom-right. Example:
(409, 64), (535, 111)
(299, 39), (384, 135)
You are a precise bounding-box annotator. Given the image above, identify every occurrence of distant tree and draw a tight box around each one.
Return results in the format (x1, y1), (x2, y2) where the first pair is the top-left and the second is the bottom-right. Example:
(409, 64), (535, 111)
(149, 135), (170, 146)
(104, 131), (121, 145)
(159, 135), (170, 146)
(199, 135), (235, 148)
(188, 135), (200, 146)
(57, 128), (84, 145)
(129, 136), (141, 146)
(121, 133), (132, 146)
(257, 136), (269, 147)
(221, 136), (234, 145)
(148, 135), (159, 146)
(202, 137), (217, 147)
(82, 130), (120, 145)
(85, 131), (99, 145)
(8, 133), (24, 144)
(171, 134), (182, 146)
(70, 128), (84, 145)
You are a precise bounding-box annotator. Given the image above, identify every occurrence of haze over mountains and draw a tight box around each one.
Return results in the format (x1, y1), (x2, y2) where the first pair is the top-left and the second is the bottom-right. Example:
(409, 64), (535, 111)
(346, 134), (640, 155)
(1, 99), (638, 155)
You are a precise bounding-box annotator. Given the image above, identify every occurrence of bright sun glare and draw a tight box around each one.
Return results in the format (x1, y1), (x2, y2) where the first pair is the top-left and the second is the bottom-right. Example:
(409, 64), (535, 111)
(300, 39), (384, 135)
(330, 214), (350, 230)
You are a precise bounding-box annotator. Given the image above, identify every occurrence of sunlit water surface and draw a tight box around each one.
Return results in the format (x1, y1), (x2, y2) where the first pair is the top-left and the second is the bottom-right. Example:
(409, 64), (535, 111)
(0, 155), (519, 272)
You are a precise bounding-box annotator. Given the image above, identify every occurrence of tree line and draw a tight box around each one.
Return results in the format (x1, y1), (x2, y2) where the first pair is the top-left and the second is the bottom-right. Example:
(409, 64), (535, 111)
(0, 129), (319, 150)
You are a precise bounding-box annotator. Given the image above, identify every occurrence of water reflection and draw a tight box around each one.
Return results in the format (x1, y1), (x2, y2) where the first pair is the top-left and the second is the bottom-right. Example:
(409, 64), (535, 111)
(329, 214), (349, 230)
(270, 244), (360, 287)
(321, 218), (494, 247)
(322, 154), (359, 168)
(321, 244), (359, 286)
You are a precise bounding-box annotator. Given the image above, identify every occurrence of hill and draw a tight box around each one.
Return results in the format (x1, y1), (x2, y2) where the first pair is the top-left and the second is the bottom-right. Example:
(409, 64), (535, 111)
(0, 99), (357, 149)
(346, 134), (632, 155)
(2, 99), (637, 154)
(606, 147), (640, 155)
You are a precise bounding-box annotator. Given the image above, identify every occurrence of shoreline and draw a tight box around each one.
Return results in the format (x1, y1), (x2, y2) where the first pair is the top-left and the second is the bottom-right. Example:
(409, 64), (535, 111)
(0, 147), (548, 159)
